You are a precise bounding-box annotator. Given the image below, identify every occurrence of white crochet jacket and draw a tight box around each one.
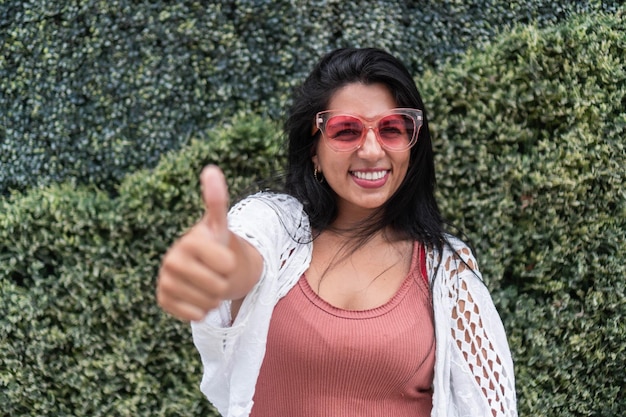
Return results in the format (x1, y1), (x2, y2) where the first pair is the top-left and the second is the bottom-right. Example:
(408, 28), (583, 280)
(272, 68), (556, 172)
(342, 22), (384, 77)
(191, 193), (518, 417)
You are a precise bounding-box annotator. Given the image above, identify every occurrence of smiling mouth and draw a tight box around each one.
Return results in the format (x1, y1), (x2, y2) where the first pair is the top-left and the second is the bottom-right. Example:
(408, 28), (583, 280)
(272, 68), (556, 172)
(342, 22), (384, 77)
(351, 170), (388, 181)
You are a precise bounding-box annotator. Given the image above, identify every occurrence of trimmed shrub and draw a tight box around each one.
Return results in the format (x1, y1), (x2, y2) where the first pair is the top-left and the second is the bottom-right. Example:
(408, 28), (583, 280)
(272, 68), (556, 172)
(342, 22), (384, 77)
(1, 0), (621, 196)
(1, 6), (625, 417)
(421, 9), (626, 416)
(0, 112), (283, 417)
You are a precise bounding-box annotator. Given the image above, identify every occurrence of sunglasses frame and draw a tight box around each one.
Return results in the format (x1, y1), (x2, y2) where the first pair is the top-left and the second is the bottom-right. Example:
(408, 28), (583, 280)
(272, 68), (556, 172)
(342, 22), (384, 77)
(314, 107), (423, 152)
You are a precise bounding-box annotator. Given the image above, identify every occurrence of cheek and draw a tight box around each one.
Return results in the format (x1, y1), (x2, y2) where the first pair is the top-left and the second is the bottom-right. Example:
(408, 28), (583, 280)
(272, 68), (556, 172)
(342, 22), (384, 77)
(317, 151), (350, 176)
(395, 154), (411, 181)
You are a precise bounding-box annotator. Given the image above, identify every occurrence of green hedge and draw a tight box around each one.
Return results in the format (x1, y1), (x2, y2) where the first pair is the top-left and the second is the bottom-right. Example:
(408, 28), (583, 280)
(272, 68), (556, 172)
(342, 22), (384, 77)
(1, 6), (625, 417)
(422, 9), (626, 416)
(1, 0), (621, 196)
(0, 113), (283, 417)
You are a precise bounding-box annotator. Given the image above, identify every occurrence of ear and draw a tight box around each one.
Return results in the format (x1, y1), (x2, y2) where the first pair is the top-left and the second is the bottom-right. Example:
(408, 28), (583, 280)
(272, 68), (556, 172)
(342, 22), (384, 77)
(311, 153), (319, 170)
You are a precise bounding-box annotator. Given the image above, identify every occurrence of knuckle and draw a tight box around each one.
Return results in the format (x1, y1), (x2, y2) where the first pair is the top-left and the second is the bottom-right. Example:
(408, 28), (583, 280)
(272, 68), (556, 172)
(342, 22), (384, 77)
(214, 281), (229, 298)
(157, 273), (176, 293)
(156, 289), (171, 310)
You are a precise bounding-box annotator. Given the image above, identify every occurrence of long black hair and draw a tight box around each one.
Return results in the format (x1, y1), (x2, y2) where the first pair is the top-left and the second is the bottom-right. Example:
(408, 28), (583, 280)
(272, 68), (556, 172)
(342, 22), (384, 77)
(284, 47), (446, 252)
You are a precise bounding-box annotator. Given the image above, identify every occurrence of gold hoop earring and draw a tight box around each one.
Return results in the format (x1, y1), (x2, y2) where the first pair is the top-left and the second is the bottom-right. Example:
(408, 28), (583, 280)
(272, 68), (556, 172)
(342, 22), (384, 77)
(314, 167), (324, 184)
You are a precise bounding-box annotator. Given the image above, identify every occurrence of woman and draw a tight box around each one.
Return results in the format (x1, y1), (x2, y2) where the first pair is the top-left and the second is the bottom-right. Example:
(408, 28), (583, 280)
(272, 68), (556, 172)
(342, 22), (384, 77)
(157, 48), (517, 417)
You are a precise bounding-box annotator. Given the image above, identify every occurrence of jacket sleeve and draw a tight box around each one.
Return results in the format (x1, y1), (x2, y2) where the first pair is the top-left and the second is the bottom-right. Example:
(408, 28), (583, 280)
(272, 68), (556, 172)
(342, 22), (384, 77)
(190, 192), (312, 417)
(432, 239), (518, 417)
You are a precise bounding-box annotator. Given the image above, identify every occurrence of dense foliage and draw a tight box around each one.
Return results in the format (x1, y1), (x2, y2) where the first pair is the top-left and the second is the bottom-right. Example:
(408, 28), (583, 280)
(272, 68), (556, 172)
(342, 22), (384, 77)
(1, 0), (622, 196)
(0, 114), (283, 416)
(1, 3), (624, 417)
(422, 9), (626, 416)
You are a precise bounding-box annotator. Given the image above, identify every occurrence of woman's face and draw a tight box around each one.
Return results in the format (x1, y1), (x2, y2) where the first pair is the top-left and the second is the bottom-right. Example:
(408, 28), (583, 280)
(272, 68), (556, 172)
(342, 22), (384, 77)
(312, 82), (411, 223)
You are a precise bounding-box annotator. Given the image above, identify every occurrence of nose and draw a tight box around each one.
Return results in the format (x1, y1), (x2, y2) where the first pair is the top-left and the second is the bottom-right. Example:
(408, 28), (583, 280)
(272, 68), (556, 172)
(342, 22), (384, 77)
(357, 128), (385, 158)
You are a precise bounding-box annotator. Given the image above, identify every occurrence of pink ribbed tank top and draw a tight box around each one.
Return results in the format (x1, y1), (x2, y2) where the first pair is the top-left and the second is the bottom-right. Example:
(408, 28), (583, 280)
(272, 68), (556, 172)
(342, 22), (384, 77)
(251, 243), (435, 417)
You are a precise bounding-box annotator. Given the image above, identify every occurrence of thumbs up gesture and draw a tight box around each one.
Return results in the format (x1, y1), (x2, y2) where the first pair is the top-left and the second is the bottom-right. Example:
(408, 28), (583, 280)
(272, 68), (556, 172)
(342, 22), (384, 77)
(200, 164), (231, 247)
(157, 165), (261, 322)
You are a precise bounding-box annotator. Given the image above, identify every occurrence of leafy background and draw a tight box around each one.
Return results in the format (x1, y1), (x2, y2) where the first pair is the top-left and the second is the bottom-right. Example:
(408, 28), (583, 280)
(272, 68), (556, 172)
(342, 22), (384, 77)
(1, 1), (624, 416)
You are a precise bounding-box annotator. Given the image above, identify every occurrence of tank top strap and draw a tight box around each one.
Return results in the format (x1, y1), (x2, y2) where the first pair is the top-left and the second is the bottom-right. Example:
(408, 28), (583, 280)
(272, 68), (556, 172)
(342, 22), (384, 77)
(419, 243), (427, 285)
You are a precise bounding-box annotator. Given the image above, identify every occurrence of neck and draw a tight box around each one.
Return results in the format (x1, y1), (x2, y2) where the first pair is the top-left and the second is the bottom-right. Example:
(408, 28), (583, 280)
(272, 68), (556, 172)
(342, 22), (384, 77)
(316, 225), (406, 247)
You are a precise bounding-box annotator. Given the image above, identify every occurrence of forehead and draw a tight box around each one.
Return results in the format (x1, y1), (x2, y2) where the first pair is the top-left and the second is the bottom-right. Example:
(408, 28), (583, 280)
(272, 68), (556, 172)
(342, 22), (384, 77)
(327, 83), (397, 117)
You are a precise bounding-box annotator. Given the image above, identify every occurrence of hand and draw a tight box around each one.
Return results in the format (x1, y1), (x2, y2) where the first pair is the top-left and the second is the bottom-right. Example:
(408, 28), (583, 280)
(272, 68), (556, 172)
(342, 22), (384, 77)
(156, 165), (236, 321)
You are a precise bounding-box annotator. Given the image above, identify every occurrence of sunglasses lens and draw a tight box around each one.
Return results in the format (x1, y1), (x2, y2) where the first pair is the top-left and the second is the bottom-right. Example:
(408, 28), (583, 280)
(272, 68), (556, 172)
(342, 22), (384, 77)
(325, 116), (364, 150)
(377, 114), (415, 150)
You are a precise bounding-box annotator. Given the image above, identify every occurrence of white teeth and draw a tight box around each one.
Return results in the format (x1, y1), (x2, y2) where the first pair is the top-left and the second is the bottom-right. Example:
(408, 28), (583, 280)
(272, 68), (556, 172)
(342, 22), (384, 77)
(352, 171), (387, 180)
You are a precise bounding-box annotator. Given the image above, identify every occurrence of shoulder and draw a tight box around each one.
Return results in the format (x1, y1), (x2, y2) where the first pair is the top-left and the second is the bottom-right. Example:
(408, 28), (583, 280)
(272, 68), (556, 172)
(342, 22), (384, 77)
(230, 192), (307, 224)
(426, 234), (485, 296)
(228, 191), (311, 242)
(231, 191), (304, 214)
(442, 234), (479, 273)
(428, 234), (480, 274)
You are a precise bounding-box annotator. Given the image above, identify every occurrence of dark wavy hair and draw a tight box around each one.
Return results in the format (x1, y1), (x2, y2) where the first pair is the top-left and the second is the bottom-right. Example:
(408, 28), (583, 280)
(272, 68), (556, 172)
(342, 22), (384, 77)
(284, 47), (446, 251)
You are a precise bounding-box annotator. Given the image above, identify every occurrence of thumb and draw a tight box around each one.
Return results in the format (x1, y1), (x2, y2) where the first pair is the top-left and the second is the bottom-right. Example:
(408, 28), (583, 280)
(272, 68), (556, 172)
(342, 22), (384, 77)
(200, 165), (230, 245)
